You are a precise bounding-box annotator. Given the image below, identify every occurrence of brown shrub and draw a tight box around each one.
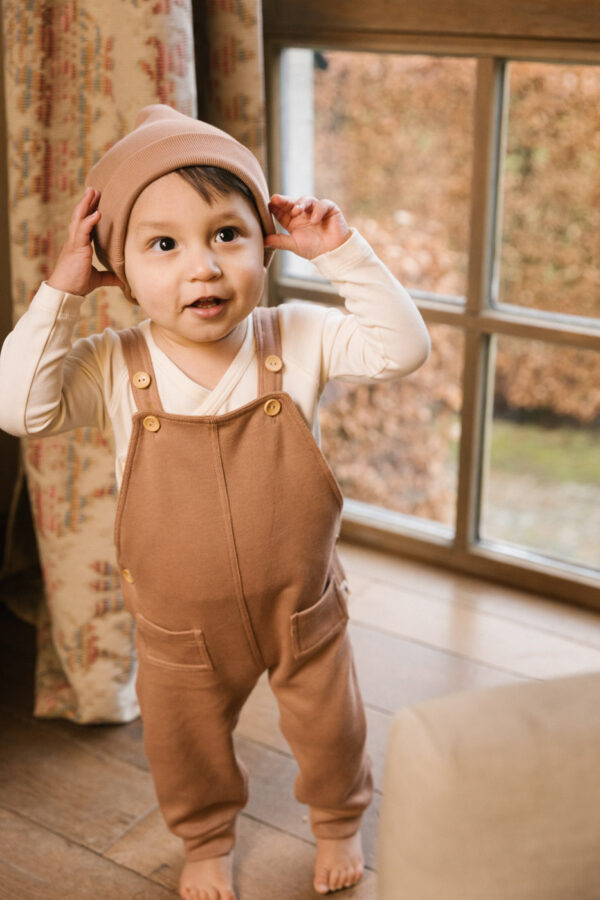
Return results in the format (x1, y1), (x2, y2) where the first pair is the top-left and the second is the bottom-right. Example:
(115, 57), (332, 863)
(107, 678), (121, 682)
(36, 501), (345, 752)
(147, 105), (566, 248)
(308, 52), (599, 520)
(313, 52), (600, 425)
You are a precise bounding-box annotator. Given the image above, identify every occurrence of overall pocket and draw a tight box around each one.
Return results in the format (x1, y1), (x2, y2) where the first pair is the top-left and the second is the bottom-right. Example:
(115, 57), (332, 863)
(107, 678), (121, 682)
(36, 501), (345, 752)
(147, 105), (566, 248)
(135, 612), (214, 671)
(290, 578), (350, 660)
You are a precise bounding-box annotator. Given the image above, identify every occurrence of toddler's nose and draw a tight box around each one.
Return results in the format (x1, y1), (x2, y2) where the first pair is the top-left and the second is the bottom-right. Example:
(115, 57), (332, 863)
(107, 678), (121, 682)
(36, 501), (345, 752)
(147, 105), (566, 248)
(189, 246), (221, 280)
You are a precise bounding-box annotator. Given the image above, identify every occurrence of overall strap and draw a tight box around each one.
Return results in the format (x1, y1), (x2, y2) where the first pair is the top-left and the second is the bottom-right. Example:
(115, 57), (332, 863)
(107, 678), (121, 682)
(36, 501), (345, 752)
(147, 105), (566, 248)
(253, 306), (283, 396)
(118, 327), (164, 412)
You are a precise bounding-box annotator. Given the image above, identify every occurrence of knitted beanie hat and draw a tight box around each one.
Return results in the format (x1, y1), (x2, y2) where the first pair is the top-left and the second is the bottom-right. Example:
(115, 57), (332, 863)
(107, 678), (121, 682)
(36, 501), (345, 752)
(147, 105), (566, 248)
(86, 104), (276, 302)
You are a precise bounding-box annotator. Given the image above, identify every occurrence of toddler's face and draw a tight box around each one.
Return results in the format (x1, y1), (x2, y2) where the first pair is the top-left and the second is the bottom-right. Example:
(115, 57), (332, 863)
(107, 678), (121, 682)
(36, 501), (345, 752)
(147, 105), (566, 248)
(123, 172), (266, 347)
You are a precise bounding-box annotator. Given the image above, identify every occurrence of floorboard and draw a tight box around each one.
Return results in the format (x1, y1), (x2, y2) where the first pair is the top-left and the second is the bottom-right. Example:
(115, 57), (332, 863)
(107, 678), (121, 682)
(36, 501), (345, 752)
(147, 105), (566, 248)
(0, 806), (175, 899)
(2, 542), (598, 899)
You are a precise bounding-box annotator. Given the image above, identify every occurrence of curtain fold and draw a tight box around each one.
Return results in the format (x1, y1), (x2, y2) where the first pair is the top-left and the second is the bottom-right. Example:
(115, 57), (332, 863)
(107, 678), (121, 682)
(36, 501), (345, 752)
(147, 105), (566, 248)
(200, 0), (266, 164)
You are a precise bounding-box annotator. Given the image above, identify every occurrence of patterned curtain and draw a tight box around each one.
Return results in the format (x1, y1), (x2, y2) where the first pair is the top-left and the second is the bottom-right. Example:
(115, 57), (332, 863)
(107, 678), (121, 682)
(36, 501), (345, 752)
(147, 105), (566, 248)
(1, 0), (266, 723)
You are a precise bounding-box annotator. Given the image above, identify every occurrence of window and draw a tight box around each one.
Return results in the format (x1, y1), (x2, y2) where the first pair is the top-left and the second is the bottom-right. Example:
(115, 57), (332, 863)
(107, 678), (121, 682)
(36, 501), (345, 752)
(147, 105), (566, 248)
(264, 3), (600, 607)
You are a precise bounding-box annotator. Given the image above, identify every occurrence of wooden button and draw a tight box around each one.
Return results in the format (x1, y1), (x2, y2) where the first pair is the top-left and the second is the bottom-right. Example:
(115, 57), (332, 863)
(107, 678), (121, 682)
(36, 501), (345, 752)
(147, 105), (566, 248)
(133, 371), (151, 389)
(121, 568), (134, 584)
(265, 354), (283, 373)
(264, 398), (282, 417)
(143, 415), (161, 432)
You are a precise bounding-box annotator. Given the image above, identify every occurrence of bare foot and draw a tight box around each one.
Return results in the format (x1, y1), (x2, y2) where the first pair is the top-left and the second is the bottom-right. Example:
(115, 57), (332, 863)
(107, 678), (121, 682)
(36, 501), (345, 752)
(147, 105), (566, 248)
(179, 852), (235, 900)
(313, 831), (364, 894)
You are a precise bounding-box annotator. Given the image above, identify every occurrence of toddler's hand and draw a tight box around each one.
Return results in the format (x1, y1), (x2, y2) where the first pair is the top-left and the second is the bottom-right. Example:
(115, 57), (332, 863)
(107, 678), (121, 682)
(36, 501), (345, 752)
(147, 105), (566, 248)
(47, 188), (122, 296)
(265, 194), (351, 260)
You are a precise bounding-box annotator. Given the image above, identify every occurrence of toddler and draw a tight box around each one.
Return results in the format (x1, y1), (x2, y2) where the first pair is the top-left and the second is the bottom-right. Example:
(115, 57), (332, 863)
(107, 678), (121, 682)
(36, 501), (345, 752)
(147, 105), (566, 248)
(0, 105), (430, 899)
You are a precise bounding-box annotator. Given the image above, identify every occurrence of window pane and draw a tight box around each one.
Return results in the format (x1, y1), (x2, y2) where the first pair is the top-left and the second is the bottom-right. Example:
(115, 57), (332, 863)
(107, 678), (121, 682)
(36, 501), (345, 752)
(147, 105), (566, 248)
(480, 335), (600, 571)
(280, 49), (476, 297)
(496, 61), (600, 320)
(319, 324), (464, 530)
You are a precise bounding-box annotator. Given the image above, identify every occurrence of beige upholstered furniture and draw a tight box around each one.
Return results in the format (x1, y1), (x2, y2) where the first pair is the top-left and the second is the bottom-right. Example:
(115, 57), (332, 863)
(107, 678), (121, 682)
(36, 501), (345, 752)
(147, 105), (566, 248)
(378, 672), (600, 900)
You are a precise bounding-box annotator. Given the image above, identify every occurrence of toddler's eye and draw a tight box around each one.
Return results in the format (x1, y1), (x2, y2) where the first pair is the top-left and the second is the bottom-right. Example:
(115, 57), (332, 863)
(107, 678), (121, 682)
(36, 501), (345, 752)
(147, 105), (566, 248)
(216, 227), (238, 243)
(151, 237), (176, 252)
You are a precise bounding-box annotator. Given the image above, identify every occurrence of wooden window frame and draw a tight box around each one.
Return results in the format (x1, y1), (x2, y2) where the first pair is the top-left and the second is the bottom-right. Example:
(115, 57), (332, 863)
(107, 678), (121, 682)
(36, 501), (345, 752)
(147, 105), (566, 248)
(263, 1), (600, 608)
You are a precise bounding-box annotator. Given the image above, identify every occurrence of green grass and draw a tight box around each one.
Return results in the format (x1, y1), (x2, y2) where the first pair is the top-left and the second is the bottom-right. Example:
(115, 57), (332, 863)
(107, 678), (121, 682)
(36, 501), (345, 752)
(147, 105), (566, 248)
(489, 420), (600, 484)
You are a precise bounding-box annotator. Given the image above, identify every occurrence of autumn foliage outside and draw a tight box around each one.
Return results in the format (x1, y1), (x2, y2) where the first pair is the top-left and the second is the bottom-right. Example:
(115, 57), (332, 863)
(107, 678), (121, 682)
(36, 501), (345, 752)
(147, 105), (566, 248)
(305, 52), (599, 567)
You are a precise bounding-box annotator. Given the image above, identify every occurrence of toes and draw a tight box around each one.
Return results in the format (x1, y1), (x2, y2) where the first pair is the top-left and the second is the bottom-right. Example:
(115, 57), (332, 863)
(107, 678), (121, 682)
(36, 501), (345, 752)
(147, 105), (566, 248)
(180, 880), (234, 900)
(322, 864), (363, 893)
(314, 864), (364, 893)
(331, 868), (345, 891)
(341, 864), (359, 888)
(314, 868), (331, 894)
(342, 867), (355, 888)
(180, 887), (197, 900)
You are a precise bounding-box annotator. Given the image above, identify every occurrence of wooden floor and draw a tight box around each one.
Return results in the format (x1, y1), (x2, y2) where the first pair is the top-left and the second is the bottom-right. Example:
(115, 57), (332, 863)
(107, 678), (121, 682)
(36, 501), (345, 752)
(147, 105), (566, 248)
(2, 542), (600, 899)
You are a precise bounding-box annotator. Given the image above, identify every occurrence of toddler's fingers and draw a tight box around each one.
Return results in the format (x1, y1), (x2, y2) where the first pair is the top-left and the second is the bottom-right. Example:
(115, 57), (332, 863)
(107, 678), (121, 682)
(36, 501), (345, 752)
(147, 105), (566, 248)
(268, 193), (293, 208)
(92, 267), (122, 290)
(83, 206), (101, 229)
(68, 188), (99, 238)
(268, 194), (299, 217)
(74, 186), (99, 217)
(309, 198), (337, 224)
(72, 209), (100, 247)
(268, 195), (298, 228)
(290, 195), (316, 217)
(264, 232), (297, 253)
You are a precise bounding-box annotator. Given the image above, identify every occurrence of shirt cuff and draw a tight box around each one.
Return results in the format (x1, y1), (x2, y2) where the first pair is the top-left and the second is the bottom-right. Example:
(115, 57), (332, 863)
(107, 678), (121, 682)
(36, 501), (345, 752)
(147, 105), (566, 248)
(34, 281), (86, 317)
(311, 228), (375, 280)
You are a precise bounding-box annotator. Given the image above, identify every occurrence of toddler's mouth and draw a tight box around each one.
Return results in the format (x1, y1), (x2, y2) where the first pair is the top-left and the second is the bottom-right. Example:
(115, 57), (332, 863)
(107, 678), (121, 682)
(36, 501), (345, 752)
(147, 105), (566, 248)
(186, 297), (225, 309)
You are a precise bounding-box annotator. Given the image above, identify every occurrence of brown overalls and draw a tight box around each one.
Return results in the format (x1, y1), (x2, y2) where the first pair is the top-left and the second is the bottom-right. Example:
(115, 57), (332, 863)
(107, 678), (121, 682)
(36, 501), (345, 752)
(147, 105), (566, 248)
(116, 306), (373, 861)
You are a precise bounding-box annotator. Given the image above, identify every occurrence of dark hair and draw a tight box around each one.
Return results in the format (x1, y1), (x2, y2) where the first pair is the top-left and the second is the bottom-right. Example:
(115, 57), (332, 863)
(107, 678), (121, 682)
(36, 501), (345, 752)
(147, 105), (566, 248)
(174, 165), (265, 235)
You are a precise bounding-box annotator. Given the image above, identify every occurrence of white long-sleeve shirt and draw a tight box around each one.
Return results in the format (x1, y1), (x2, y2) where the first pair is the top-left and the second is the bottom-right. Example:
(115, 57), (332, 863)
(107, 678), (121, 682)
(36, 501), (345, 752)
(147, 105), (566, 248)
(0, 230), (430, 488)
